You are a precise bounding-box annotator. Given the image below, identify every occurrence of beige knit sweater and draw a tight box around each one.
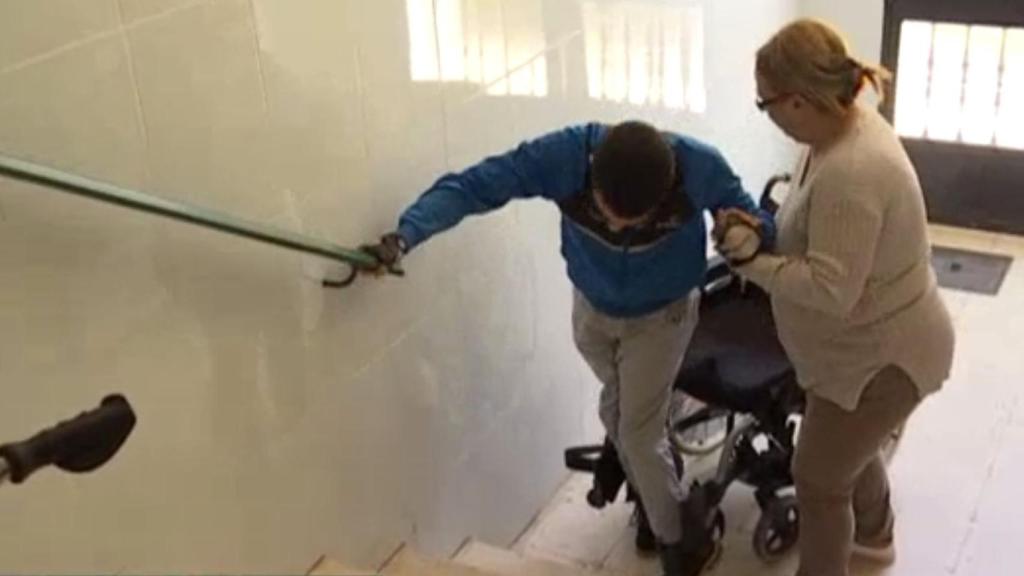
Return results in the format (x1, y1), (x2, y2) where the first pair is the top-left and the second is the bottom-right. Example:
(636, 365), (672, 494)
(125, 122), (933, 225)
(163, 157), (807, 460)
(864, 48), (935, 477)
(739, 105), (956, 411)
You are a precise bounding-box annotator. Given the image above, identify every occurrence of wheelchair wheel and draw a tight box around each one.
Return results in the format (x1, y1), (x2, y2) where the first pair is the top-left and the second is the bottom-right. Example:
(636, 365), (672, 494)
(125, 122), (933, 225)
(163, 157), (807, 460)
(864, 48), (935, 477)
(753, 495), (799, 562)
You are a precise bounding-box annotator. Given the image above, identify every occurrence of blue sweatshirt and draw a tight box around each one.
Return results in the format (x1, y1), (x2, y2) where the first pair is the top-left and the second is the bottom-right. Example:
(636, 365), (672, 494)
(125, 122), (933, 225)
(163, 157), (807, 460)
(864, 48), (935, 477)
(397, 123), (775, 318)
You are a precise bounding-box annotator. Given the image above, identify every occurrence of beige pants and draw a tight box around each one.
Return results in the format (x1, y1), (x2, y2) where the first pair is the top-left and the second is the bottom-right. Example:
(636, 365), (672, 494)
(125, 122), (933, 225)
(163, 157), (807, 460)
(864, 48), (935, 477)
(572, 289), (700, 544)
(794, 366), (921, 576)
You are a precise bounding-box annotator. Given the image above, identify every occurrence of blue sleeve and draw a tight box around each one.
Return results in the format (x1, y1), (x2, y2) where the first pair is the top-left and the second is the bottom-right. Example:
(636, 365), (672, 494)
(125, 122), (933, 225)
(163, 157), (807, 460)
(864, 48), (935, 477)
(396, 124), (595, 250)
(703, 148), (778, 249)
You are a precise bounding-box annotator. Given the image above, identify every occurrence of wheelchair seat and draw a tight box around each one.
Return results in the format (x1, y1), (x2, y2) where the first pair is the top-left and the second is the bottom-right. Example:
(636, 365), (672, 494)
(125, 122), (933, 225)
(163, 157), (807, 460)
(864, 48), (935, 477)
(674, 277), (793, 413)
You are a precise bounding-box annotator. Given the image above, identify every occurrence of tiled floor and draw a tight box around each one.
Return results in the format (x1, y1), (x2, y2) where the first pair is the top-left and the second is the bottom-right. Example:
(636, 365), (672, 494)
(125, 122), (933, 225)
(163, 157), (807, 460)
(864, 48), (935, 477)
(512, 226), (1024, 576)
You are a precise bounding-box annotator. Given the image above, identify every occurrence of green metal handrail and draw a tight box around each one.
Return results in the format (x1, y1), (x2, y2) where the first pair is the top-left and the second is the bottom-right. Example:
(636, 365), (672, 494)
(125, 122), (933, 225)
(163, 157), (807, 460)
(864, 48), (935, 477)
(0, 154), (381, 283)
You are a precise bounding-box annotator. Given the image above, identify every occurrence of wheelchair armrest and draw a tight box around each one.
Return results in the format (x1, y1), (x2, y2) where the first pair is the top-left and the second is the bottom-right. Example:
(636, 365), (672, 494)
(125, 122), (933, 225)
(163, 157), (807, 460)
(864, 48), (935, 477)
(703, 255), (738, 298)
(706, 255), (731, 283)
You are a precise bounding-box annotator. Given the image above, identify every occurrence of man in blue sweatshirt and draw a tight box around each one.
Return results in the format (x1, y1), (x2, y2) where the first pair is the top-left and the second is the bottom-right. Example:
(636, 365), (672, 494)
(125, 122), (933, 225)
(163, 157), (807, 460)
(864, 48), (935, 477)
(364, 121), (774, 576)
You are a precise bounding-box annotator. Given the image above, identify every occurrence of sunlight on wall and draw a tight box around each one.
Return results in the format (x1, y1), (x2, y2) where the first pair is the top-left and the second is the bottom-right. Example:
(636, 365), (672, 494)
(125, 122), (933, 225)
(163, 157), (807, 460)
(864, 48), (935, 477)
(406, 0), (548, 97)
(582, 1), (705, 112)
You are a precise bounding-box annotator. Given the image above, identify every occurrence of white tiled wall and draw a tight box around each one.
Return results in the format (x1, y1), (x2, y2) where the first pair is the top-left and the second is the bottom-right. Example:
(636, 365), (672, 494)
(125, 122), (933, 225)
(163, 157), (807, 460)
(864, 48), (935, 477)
(0, 1), (798, 572)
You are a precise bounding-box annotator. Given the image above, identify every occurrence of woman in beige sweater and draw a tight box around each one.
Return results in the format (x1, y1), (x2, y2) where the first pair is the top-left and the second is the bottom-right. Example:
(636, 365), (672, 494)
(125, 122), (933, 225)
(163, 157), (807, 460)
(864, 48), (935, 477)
(716, 20), (956, 576)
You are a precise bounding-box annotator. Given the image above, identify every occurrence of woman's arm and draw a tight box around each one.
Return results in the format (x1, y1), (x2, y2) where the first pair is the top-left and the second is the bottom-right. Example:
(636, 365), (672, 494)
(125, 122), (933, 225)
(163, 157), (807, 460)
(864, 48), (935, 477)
(736, 179), (885, 318)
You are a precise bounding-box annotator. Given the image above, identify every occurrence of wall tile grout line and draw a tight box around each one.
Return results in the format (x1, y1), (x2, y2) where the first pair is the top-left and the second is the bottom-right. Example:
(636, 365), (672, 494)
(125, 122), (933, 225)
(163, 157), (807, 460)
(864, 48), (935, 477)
(0, 0), (207, 79)
(0, 28), (122, 78)
(115, 0), (154, 186)
(121, 0), (208, 30)
(352, 44), (372, 162)
(245, 0), (271, 116)
(346, 311), (432, 383)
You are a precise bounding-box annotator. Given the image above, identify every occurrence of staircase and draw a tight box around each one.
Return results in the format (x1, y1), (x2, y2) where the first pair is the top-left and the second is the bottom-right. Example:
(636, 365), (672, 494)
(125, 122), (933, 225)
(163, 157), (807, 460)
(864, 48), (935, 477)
(304, 473), (642, 576)
(308, 540), (627, 576)
(304, 468), (801, 576)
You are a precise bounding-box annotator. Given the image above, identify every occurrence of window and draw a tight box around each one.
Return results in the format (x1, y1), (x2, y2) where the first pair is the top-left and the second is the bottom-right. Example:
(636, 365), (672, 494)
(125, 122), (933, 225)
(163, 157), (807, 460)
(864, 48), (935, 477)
(894, 20), (1024, 149)
(406, 0), (548, 97)
(582, 1), (705, 112)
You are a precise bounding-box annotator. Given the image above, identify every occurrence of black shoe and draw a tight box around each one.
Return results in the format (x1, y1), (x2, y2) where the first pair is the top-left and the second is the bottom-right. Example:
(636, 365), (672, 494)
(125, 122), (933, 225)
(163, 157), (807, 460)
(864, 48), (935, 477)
(634, 503), (657, 555)
(660, 482), (723, 575)
(658, 539), (722, 576)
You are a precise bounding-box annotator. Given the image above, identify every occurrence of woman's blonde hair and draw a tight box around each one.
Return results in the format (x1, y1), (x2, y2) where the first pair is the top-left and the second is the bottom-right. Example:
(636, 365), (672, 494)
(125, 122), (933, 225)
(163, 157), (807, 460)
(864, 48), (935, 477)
(756, 19), (892, 116)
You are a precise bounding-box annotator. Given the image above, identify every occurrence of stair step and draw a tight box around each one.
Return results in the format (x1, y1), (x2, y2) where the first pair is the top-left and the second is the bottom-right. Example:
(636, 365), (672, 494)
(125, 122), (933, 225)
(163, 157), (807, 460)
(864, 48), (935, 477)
(311, 540), (625, 576)
(382, 544), (497, 576)
(307, 555), (376, 576)
(455, 540), (622, 576)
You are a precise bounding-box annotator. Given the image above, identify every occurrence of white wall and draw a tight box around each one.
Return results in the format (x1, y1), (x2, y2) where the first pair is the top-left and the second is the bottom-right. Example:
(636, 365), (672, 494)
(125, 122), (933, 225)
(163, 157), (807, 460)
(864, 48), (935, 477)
(0, 0), (797, 573)
(800, 0), (885, 62)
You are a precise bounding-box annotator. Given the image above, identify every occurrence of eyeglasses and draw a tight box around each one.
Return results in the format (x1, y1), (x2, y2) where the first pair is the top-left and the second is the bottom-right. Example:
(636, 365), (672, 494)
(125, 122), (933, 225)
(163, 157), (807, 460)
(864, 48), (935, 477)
(756, 93), (791, 112)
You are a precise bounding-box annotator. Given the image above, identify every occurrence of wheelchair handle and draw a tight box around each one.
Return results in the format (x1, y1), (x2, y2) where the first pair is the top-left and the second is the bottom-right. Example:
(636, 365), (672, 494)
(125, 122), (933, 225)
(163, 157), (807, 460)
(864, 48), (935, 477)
(0, 394), (136, 485)
(759, 173), (791, 214)
(564, 445), (602, 473)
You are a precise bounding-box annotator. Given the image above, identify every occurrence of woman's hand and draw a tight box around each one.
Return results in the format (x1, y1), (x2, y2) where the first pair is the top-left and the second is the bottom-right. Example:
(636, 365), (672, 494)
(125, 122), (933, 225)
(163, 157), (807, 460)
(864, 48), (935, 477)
(713, 209), (763, 264)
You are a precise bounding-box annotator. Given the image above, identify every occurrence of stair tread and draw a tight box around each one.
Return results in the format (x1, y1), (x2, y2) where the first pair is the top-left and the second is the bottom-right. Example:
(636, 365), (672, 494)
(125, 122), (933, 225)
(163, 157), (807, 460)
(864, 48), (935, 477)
(383, 545), (498, 576)
(307, 555), (377, 576)
(456, 540), (621, 576)
(313, 540), (625, 576)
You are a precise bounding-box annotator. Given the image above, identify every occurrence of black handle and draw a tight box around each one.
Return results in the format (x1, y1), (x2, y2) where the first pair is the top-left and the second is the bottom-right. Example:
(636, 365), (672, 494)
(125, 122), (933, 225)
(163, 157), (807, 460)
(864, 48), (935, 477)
(759, 173), (791, 215)
(0, 394), (136, 484)
(564, 444), (603, 473)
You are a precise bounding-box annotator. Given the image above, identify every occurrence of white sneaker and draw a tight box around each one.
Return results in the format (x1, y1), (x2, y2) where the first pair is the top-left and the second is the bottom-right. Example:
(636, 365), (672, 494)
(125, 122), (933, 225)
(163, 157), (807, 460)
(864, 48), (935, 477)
(851, 539), (896, 565)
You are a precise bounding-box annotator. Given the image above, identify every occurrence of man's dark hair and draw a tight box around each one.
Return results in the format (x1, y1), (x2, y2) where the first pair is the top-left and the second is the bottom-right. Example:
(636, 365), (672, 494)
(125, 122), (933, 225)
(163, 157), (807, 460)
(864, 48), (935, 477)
(592, 121), (675, 219)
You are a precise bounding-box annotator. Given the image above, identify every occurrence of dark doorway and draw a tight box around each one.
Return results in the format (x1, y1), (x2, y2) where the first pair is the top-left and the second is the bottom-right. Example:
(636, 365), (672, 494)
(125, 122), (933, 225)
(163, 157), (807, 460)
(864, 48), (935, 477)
(881, 0), (1024, 234)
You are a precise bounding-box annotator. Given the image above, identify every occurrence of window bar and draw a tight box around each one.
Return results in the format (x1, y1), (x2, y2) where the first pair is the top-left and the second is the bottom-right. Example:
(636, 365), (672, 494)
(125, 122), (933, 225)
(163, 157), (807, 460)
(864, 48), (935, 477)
(956, 26), (971, 143)
(992, 27), (1010, 147)
(924, 23), (938, 140)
